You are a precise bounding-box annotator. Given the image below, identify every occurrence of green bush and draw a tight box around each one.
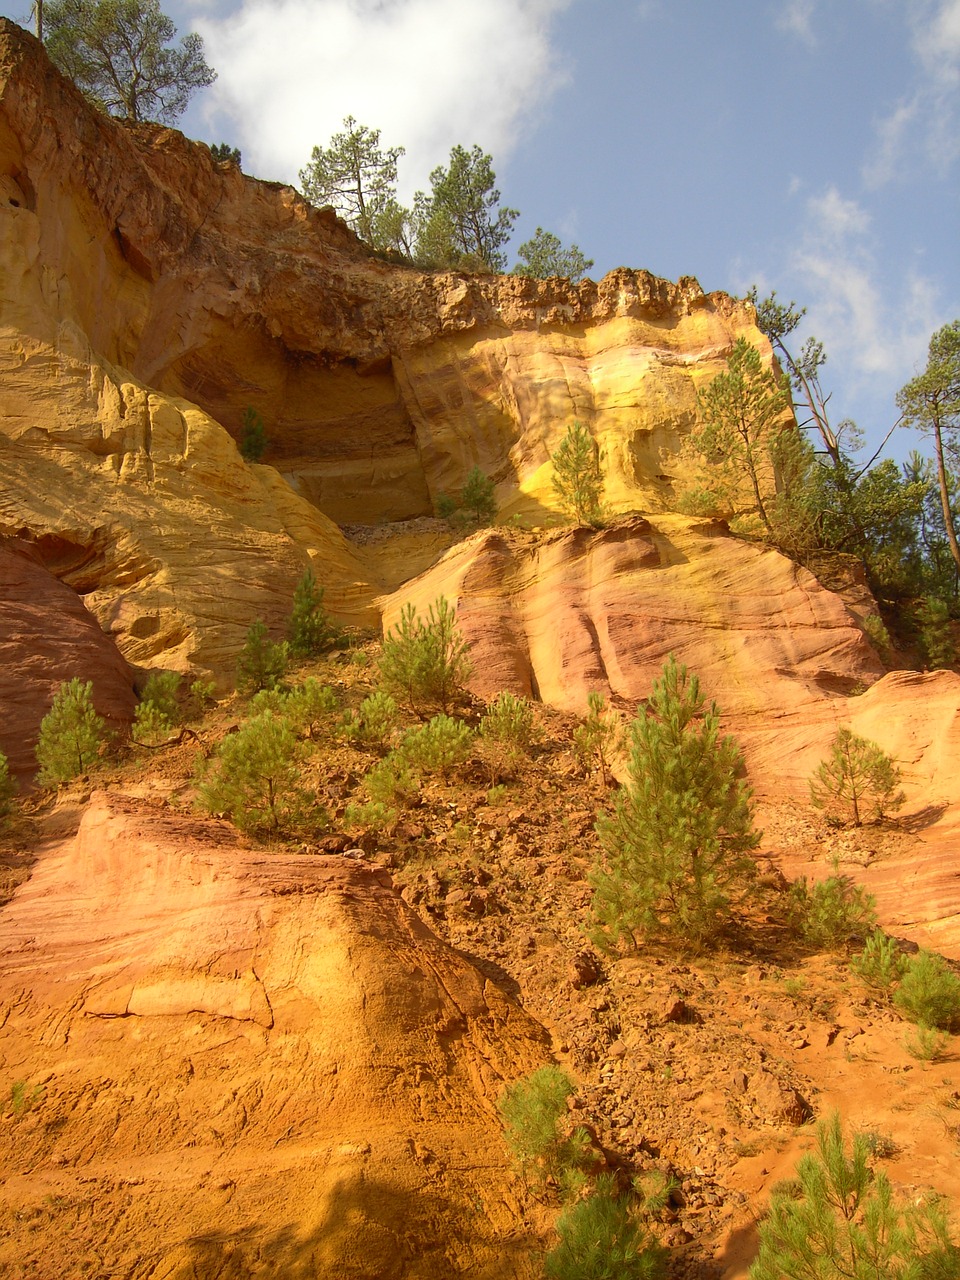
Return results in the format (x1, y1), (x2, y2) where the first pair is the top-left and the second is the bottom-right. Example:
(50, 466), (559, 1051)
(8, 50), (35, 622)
(748, 1112), (960, 1280)
(285, 679), (339, 738)
(342, 691), (400, 751)
(362, 752), (420, 809)
(239, 405), (267, 461)
(401, 713), (474, 778)
(788, 871), (877, 949)
(198, 711), (304, 834)
(894, 950), (960, 1031)
(132, 670), (182, 744)
(852, 929), (908, 993)
(573, 691), (621, 786)
(918, 596), (956, 669)
(498, 1066), (590, 1189)
(809, 728), (905, 826)
(237, 619), (289, 695)
(545, 1177), (667, 1280)
(551, 420), (603, 526)
(288, 566), (343, 657)
(0, 751), (17, 822)
(378, 597), (472, 716)
(36, 678), (106, 784)
(590, 657), (759, 949)
(479, 691), (536, 782)
(862, 613), (892, 657)
(904, 1023), (950, 1063)
(342, 800), (397, 832)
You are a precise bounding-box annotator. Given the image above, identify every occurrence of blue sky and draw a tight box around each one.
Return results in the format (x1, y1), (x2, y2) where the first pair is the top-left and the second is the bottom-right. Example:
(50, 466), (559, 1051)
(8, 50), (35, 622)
(3, 0), (958, 462)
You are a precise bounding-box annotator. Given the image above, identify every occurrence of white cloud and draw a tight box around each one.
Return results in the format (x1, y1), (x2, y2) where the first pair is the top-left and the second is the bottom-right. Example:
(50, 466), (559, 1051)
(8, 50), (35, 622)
(775, 0), (817, 47)
(187, 0), (574, 192)
(790, 186), (940, 390)
(863, 0), (960, 185)
(806, 186), (872, 240)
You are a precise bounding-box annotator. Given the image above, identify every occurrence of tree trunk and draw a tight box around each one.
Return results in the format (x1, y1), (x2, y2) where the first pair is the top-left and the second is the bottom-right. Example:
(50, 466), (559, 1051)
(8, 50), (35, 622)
(931, 417), (960, 575)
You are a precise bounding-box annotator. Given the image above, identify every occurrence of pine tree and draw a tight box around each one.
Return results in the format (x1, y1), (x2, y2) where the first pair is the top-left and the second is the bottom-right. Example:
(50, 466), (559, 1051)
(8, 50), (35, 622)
(236, 620), (288, 695)
(809, 729), (905, 827)
(551, 421), (603, 526)
(35, 678), (106, 784)
(198, 711), (302, 834)
(239, 406), (267, 461)
(459, 465), (497, 524)
(685, 338), (792, 535)
(590, 657), (759, 949)
(288, 566), (341, 657)
(0, 750), (17, 823)
(749, 1112), (960, 1279)
(378, 597), (472, 717)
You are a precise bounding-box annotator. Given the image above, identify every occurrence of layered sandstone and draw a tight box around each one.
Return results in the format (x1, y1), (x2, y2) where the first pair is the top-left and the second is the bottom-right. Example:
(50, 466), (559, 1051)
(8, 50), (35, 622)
(0, 18), (772, 690)
(0, 794), (550, 1277)
(0, 537), (137, 775)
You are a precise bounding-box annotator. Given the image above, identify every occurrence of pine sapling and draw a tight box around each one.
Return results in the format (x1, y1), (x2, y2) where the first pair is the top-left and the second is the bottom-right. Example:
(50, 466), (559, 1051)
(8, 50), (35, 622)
(36, 678), (106, 784)
(809, 728), (905, 826)
(237, 619), (289, 695)
(590, 656), (759, 950)
(551, 420), (603, 526)
(288, 566), (342, 657)
(0, 750), (17, 823)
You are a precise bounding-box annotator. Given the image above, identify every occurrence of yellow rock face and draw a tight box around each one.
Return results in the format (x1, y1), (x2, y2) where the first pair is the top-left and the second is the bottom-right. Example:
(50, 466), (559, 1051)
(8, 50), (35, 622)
(0, 20), (773, 681)
(0, 794), (550, 1277)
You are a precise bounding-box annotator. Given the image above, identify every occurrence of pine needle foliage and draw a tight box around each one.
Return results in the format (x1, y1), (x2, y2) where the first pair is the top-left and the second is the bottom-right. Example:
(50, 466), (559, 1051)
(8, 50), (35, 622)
(0, 751), (17, 822)
(239, 405), (267, 461)
(198, 711), (303, 834)
(573, 691), (622, 787)
(237, 620), (289, 695)
(460, 465), (497, 525)
(551, 421), (603, 526)
(378, 597), (472, 717)
(809, 729), (905, 827)
(590, 657), (759, 949)
(497, 1066), (590, 1188)
(342, 691), (400, 751)
(36, 678), (106, 784)
(401, 713), (474, 778)
(852, 929), (908, 994)
(479, 691), (537, 782)
(749, 1111), (960, 1280)
(787, 871), (877, 949)
(288, 567), (342, 657)
(894, 950), (960, 1031)
(545, 1176), (668, 1280)
(132, 670), (181, 744)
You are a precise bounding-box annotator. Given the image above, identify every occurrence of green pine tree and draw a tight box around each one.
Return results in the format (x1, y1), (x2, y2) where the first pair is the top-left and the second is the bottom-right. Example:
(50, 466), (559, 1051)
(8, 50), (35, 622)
(459, 465), (497, 524)
(809, 729), (905, 827)
(35, 678), (107, 784)
(239, 405), (267, 461)
(0, 750), (17, 823)
(551, 421), (603, 526)
(236, 620), (288, 695)
(749, 1112), (960, 1280)
(288, 566), (341, 657)
(378, 597), (472, 717)
(590, 657), (759, 949)
(197, 711), (303, 834)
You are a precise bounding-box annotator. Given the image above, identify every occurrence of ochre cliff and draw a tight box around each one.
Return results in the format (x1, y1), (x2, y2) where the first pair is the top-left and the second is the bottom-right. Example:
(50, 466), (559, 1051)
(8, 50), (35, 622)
(0, 19), (774, 699)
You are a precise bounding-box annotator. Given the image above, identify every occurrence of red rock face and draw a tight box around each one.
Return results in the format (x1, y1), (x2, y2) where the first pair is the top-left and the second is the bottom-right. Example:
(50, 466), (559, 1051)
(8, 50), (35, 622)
(0, 538), (136, 777)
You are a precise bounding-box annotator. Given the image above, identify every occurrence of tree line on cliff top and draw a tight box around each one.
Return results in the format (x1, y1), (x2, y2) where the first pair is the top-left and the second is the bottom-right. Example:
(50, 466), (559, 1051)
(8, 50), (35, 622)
(35, 2), (591, 279)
